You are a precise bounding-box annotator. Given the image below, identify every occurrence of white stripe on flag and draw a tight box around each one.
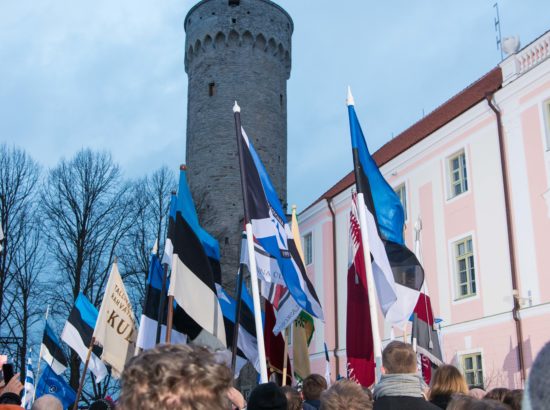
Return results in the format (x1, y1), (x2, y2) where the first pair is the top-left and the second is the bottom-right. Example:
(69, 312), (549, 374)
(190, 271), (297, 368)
(61, 321), (108, 383)
(40, 344), (67, 375)
(136, 315), (187, 350)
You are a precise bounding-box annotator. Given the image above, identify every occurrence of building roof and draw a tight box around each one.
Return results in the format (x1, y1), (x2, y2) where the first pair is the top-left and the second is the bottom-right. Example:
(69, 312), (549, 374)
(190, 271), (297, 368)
(304, 66), (503, 212)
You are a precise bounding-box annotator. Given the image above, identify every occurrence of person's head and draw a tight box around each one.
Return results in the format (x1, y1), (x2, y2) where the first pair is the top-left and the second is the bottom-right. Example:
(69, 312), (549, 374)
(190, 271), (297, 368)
(302, 374), (328, 401)
(319, 379), (372, 410)
(280, 386), (301, 410)
(428, 365), (469, 399)
(89, 398), (115, 410)
(118, 344), (232, 410)
(485, 388), (510, 403)
(447, 394), (477, 410)
(31, 395), (63, 410)
(247, 382), (287, 410)
(469, 388), (487, 399)
(503, 389), (523, 410)
(381, 341), (417, 374)
(524, 341), (550, 410)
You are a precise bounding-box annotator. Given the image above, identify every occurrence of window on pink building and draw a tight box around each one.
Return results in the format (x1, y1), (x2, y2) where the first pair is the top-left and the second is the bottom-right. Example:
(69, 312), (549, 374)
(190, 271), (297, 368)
(394, 183), (407, 221)
(454, 237), (476, 298)
(544, 100), (550, 151)
(448, 150), (468, 198)
(303, 232), (313, 265)
(461, 352), (484, 389)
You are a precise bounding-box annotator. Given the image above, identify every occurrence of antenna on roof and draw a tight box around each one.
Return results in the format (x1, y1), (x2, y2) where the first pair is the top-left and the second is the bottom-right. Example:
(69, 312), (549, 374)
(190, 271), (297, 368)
(493, 2), (504, 61)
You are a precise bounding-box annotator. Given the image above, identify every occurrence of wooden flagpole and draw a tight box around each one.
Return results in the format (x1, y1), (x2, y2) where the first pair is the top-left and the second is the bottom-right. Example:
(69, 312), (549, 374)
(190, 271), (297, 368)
(165, 295), (174, 344)
(231, 263), (246, 375)
(233, 101), (269, 383)
(281, 327), (290, 386)
(72, 337), (95, 410)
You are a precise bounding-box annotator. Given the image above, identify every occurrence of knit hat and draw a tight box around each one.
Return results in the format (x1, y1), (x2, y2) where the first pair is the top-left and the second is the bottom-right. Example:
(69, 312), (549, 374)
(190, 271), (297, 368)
(524, 341), (550, 410)
(247, 382), (287, 410)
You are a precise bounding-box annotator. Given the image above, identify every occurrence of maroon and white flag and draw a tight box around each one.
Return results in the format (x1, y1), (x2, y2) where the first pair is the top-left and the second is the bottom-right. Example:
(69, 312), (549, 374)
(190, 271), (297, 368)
(346, 193), (375, 387)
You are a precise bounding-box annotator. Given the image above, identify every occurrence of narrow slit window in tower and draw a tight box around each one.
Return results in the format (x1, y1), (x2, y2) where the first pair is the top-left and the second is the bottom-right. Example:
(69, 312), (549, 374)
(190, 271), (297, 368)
(232, 18), (237, 24)
(280, 94), (283, 107)
(229, 0), (240, 6)
(209, 82), (216, 96)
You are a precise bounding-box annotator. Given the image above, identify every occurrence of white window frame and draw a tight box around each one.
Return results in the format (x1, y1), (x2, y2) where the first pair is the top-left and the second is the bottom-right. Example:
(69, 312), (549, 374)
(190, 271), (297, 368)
(394, 183), (408, 222)
(460, 351), (484, 389)
(447, 149), (469, 199)
(303, 232), (313, 266)
(452, 235), (477, 300)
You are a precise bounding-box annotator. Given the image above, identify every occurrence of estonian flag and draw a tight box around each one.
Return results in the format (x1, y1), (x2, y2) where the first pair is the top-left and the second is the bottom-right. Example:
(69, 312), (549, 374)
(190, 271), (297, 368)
(136, 250), (188, 349)
(238, 126), (323, 321)
(41, 322), (68, 375)
(61, 293), (108, 383)
(36, 365), (76, 409)
(21, 357), (34, 409)
(167, 168), (226, 346)
(347, 91), (424, 327)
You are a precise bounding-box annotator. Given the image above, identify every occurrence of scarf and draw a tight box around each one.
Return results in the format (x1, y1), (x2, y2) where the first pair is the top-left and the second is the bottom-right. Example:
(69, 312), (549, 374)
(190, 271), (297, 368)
(373, 373), (426, 399)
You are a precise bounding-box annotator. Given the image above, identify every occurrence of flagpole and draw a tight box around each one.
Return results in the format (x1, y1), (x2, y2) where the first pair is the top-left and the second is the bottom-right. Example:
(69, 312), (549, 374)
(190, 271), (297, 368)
(34, 305), (50, 401)
(165, 295), (174, 344)
(282, 327), (290, 386)
(231, 263), (246, 375)
(72, 337), (95, 410)
(156, 263), (169, 344)
(233, 101), (269, 384)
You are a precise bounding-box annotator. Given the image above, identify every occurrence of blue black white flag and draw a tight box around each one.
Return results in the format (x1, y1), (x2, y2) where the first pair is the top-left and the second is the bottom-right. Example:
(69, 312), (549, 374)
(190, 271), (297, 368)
(237, 126), (323, 321)
(61, 293), (108, 383)
(41, 323), (68, 375)
(36, 365), (76, 409)
(136, 250), (188, 349)
(21, 357), (34, 409)
(167, 167), (226, 346)
(348, 95), (424, 327)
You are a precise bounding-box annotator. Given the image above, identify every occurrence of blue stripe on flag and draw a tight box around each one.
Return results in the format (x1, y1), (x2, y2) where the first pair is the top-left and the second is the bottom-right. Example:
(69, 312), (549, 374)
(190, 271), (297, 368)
(75, 293), (99, 329)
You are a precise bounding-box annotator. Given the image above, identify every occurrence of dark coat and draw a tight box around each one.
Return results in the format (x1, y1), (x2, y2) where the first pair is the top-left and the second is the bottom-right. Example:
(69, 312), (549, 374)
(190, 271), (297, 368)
(374, 396), (441, 410)
(302, 399), (321, 410)
(429, 394), (452, 409)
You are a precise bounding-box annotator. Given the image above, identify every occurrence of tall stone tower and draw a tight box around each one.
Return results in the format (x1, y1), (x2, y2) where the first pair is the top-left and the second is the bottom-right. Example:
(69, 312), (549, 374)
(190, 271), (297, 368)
(184, 0), (292, 288)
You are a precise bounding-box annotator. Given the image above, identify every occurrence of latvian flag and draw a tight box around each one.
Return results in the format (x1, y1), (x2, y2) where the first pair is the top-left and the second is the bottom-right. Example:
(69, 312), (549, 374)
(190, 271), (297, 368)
(346, 193), (375, 387)
(167, 169), (226, 347)
(347, 90), (424, 328)
(41, 322), (68, 375)
(61, 293), (108, 383)
(237, 124), (323, 321)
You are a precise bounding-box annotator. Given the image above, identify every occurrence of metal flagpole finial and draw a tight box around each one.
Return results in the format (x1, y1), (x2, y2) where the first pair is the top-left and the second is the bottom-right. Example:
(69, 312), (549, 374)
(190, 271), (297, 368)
(152, 239), (159, 255)
(346, 86), (355, 106)
(292, 204), (297, 212)
(233, 101), (241, 113)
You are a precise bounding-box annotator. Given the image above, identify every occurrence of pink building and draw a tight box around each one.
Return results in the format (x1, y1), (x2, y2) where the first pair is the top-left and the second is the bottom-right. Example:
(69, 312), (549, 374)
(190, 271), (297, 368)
(297, 30), (550, 390)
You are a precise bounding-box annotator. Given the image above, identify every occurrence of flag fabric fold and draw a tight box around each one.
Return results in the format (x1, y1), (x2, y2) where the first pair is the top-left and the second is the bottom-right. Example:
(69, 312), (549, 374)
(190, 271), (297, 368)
(61, 293), (108, 383)
(348, 102), (424, 328)
(264, 300), (291, 385)
(21, 358), (34, 409)
(94, 262), (137, 377)
(238, 126), (323, 321)
(36, 365), (76, 409)
(346, 193), (375, 387)
(41, 323), (68, 375)
(167, 169), (226, 347)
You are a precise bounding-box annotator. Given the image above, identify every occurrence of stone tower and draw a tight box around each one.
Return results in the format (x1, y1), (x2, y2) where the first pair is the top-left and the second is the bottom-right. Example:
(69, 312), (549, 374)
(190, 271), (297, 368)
(184, 0), (292, 289)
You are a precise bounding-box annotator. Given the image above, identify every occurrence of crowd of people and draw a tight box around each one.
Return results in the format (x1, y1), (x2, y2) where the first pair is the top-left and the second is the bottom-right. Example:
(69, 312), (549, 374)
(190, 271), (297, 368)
(1, 340), (549, 409)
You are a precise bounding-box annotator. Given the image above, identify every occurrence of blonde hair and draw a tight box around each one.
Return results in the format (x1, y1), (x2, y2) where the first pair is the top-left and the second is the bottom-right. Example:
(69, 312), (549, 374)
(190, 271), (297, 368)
(429, 365), (469, 399)
(119, 344), (232, 410)
(320, 379), (372, 410)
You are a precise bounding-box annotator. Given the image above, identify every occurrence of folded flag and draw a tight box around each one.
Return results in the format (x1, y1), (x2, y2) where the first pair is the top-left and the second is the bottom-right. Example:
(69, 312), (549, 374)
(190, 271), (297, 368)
(167, 169), (226, 346)
(264, 300), (291, 385)
(21, 357), (34, 409)
(348, 93), (424, 328)
(42, 322), (68, 375)
(36, 365), (76, 409)
(136, 251), (187, 350)
(94, 262), (137, 377)
(324, 342), (331, 386)
(61, 293), (108, 383)
(346, 193), (375, 387)
(238, 126), (323, 321)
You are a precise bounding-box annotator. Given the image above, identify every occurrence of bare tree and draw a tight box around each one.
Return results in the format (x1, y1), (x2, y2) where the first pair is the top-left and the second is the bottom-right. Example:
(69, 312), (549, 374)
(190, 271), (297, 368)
(0, 144), (41, 336)
(41, 149), (139, 391)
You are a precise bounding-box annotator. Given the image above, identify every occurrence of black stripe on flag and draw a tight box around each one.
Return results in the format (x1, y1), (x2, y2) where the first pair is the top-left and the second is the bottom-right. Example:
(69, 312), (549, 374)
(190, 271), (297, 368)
(42, 331), (68, 367)
(68, 306), (103, 358)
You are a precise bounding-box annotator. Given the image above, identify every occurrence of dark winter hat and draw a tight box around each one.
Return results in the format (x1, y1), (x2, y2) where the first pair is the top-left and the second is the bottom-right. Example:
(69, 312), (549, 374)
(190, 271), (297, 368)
(247, 382), (287, 410)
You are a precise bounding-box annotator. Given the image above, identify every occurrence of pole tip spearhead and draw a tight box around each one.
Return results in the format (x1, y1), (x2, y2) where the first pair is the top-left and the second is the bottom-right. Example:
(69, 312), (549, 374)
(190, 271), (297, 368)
(180, 164), (187, 171)
(292, 204), (297, 212)
(346, 86), (355, 106)
(152, 239), (158, 255)
(233, 101), (241, 113)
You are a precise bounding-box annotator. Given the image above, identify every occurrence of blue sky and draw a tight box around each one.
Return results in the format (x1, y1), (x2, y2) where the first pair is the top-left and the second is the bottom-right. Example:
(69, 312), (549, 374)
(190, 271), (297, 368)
(0, 1), (548, 210)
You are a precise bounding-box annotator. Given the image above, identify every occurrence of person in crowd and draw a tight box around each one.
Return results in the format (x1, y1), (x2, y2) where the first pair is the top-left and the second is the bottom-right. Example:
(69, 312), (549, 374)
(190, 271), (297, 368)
(319, 379), (372, 410)
(485, 388), (510, 403)
(363, 387), (373, 401)
(302, 374), (327, 410)
(428, 364), (469, 409)
(280, 386), (301, 410)
(89, 398), (115, 410)
(373, 341), (439, 410)
(247, 382), (287, 410)
(469, 388), (486, 399)
(502, 389), (522, 410)
(523, 340), (550, 410)
(227, 387), (247, 410)
(118, 344), (233, 410)
(0, 373), (22, 406)
(31, 394), (63, 410)
(447, 394), (511, 410)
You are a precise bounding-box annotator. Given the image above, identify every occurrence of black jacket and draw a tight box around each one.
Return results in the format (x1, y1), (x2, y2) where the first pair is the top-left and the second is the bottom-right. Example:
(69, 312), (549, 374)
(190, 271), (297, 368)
(429, 394), (452, 409)
(374, 396), (441, 410)
(0, 392), (22, 405)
